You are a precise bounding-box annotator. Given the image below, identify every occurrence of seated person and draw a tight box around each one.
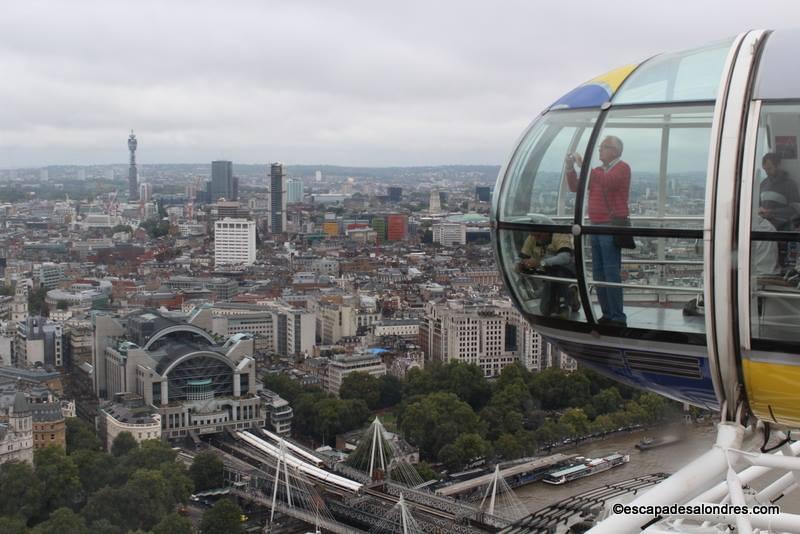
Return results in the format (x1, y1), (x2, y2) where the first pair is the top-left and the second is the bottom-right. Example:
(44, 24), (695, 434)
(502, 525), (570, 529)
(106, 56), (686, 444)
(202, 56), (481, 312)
(515, 216), (578, 317)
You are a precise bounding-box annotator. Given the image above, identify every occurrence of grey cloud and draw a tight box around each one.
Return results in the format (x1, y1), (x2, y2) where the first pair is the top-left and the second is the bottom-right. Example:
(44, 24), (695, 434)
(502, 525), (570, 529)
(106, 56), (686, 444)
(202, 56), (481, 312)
(0, 0), (795, 167)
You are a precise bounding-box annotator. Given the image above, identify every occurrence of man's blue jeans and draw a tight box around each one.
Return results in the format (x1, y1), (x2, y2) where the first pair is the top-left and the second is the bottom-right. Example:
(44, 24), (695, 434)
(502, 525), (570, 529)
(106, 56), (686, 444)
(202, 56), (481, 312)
(591, 234), (626, 322)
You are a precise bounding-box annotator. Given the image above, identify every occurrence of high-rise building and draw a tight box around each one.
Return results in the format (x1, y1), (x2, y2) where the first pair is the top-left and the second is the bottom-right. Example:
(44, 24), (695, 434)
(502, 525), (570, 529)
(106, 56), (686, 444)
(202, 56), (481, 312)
(286, 178), (304, 204)
(139, 182), (153, 202)
(387, 186), (403, 202)
(315, 170), (322, 182)
(386, 214), (408, 241)
(268, 163), (287, 234)
(370, 217), (387, 242)
(209, 160), (236, 202)
(429, 190), (441, 213)
(128, 131), (138, 200)
(476, 186), (492, 202)
(214, 218), (256, 269)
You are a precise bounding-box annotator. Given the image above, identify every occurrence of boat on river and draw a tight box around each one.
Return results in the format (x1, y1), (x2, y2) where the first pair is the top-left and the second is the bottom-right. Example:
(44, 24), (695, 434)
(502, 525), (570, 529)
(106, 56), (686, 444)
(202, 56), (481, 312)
(542, 453), (629, 485)
(636, 435), (682, 451)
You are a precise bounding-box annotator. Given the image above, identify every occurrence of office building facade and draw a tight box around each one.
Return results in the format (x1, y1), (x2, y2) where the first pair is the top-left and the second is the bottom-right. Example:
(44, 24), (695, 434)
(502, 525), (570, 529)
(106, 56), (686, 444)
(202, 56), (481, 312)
(268, 163), (287, 234)
(214, 218), (256, 269)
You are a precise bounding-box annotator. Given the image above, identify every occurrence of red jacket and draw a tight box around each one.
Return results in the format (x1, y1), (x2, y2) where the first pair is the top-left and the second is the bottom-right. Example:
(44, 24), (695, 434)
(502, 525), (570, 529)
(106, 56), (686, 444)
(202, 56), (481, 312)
(566, 160), (631, 224)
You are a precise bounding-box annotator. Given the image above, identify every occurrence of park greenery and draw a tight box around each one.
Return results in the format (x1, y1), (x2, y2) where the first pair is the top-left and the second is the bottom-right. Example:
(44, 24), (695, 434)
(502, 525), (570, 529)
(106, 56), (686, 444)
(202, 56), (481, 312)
(0, 418), (229, 534)
(264, 362), (682, 472)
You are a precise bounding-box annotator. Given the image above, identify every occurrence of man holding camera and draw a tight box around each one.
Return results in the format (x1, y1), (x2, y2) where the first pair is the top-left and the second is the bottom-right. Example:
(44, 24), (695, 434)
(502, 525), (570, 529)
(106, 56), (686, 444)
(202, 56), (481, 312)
(565, 136), (631, 326)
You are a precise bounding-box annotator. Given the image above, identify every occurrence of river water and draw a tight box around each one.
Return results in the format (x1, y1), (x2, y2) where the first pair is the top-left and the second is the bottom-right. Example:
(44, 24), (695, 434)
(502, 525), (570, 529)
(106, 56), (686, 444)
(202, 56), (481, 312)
(514, 424), (800, 513)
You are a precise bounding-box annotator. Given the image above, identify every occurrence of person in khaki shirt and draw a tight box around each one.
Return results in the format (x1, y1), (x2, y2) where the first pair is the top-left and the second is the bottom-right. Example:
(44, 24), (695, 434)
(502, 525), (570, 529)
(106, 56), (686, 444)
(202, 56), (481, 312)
(516, 215), (578, 318)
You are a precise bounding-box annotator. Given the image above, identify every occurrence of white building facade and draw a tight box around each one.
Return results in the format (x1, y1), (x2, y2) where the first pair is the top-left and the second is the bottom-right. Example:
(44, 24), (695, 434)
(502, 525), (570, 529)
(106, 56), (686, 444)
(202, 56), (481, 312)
(214, 218), (256, 269)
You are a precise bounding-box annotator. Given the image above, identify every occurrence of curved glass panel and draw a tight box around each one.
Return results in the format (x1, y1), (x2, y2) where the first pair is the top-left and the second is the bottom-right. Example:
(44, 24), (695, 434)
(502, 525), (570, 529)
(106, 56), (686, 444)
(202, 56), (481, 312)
(498, 229), (586, 323)
(614, 39), (734, 104)
(582, 233), (705, 333)
(753, 29), (800, 100)
(749, 103), (800, 345)
(167, 355), (234, 402)
(500, 110), (597, 223)
(581, 105), (714, 229)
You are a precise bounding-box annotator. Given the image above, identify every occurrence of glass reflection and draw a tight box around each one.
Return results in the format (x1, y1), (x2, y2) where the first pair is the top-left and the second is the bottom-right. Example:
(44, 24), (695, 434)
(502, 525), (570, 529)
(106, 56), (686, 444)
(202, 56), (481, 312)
(750, 239), (800, 343)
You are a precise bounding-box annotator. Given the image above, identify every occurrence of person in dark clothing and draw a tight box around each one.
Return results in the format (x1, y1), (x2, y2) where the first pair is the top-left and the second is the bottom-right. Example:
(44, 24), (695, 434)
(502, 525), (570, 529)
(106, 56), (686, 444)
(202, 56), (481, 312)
(758, 152), (800, 270)
(759, 152), (800, 231)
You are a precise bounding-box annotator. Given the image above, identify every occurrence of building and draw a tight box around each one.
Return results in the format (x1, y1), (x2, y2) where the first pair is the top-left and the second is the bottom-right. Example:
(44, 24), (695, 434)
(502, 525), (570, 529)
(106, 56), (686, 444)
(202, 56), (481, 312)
(433, 223), (466, 246)
(371, 217), (387, 242)
(214, 218), (256, 269)
(93, 309), (265, 441)
(209, 160), (237, 202)
(429, 190), (441, 213)
(35, 263), (65, 290)
(324, 352), (387, 395)
(165, 276), (239, 301)
(16, 317), (64, 368)
(259, 389), (292, 435)
(373, 319), (419, 339)
(315, 299), (357, 345)
(211, 302), (316, 357)
(386, 214), (408, 242)
(139, 182), (153, 202)
(475, 186), (492, 202)
(128, 131), (138, 201)
(286, 178), (304, 204)
(422, 299), (542, 377)
(387, 186), (403, 202)
(29, 401), (66, 450)
(268, 163), (287, 234)
(0, 393), (33, 464)
(11, 281), (29, 322)
(99, 393), (162, 450)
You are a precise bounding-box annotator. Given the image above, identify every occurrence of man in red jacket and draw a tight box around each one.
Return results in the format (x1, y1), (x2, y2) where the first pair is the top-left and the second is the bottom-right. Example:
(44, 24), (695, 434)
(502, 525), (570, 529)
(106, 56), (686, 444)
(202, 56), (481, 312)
(565, 136), (630, 326)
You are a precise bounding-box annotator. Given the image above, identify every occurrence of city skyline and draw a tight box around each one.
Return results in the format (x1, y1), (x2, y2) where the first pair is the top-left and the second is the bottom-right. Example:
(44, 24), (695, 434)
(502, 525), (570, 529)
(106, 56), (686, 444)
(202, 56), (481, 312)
(0, 1), (794, 167)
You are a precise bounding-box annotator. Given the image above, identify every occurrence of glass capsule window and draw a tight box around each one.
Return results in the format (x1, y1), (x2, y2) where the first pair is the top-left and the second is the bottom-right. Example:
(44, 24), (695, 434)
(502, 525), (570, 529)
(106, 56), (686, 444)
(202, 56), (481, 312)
(578, 105), (713, 332)
(613, 39), (734, 105)
(498, 228), (585, 323)
(499, 110), (597, 223)
(749, 103), (800, 346)
(582, 106), (714, 229)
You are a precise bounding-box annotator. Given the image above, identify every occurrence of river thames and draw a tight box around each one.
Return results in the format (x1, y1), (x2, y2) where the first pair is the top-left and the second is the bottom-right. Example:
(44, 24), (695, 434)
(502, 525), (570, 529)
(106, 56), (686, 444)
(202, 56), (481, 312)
(514, 424), (799, 513)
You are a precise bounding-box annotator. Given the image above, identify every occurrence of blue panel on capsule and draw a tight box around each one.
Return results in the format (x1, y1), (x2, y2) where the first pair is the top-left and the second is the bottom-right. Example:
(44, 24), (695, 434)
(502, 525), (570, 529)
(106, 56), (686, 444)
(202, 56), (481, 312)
(550, 85), (612, 110)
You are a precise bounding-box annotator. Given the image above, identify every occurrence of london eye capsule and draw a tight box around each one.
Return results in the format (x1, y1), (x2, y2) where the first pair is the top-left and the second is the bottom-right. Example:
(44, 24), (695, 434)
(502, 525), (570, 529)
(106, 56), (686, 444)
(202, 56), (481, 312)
(491, 29), (800, 427)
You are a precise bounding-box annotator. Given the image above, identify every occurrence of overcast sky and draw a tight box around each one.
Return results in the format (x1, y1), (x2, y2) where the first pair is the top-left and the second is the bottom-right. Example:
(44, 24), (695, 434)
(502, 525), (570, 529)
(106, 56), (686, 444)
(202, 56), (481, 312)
(0, 1), (795, 168)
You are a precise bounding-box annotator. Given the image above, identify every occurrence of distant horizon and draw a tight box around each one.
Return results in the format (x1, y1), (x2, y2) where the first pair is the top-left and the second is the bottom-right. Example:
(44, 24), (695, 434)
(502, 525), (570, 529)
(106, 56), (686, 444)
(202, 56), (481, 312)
(0, 162), (504, 171)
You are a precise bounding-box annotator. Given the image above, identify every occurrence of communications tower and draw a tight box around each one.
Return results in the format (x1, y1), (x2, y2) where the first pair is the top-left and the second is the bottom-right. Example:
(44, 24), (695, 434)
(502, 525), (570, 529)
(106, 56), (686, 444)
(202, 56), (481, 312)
(128, 130), (138, 201)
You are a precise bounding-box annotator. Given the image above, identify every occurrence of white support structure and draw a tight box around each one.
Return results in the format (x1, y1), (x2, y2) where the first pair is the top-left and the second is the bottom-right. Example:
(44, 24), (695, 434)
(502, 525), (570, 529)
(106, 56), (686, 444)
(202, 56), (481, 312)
(589, 423), (800, 533)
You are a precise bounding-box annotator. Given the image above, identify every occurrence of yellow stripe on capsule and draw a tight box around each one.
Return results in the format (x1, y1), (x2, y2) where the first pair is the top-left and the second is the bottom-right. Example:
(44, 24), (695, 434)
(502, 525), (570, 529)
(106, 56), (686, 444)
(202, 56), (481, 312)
(743, 359), (800, 426)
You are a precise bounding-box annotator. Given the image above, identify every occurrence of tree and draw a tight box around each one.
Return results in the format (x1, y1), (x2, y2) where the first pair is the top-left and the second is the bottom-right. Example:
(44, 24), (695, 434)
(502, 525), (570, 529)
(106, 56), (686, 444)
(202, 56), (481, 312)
(438, 433), (491, 471)
(377, 374), (404, 409)
(261, 374), (305, 404)
(189, 451), (224, 492)
(200, 499), (244, 534)
(0, 461), (42, 521)
(530, 368), (591, 410)
(494, 433), (523, 460)
(0, 517), (28, 534)
(153, 513), (194, 534)
(399, 393), (482, 461)
(31, 507), (88, 534)
(339, 372), (380, 409)
(413, 462), (439, 482)
(559, 408), (590, 441)
(588, 388), (623, 417)
(72, 449), (117, 496)
(34, 446), (82, 514)
(65, 418), (101, 454)
(110, 431), (138, 457)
